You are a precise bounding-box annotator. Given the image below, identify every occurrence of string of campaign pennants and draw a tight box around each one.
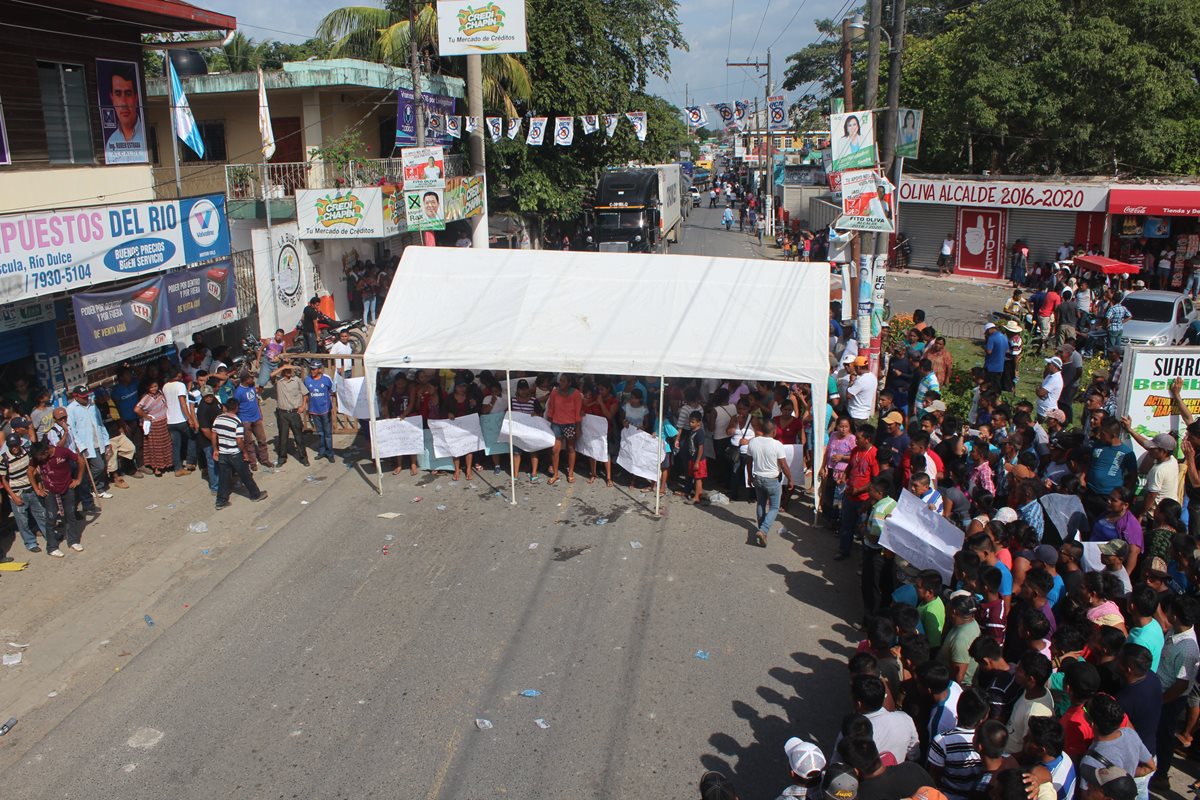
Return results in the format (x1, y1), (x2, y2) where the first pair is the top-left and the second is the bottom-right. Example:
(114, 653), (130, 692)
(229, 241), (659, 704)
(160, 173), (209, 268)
(438, 112), (649, 145)
(683, 96), (788, 131)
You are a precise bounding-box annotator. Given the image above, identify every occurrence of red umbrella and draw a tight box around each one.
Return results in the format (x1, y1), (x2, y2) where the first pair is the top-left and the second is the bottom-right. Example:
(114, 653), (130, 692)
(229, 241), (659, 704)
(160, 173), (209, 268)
(1072, 255), (1141, 275)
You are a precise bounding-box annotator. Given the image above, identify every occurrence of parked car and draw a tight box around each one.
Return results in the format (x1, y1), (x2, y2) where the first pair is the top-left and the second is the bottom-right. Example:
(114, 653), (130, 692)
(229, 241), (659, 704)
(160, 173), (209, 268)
(689, 186), (701, 207)
(1119, 291), (1198, 346)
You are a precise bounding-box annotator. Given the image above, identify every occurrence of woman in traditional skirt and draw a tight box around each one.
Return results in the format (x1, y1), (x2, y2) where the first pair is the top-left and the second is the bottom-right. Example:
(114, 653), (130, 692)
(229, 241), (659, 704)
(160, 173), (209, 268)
(134, 381), (173, 476)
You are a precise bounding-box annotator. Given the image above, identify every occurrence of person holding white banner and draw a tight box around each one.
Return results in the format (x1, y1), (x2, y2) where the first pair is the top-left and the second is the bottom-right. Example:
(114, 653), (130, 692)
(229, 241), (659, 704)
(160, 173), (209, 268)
(509, 379), (544, 482)
(545, 374), (583, 485)
(443, 381), (480, 481)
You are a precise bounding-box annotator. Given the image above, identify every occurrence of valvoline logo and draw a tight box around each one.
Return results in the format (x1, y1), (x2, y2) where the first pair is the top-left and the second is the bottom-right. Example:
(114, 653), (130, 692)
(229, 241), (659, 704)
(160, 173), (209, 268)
(188, 198), (220, 248)
(104, 238), (176, 273)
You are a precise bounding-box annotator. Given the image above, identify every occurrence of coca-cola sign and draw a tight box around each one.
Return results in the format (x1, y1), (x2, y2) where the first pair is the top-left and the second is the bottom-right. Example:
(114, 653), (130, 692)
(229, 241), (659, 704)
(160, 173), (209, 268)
(1122, 206), (1148, 215)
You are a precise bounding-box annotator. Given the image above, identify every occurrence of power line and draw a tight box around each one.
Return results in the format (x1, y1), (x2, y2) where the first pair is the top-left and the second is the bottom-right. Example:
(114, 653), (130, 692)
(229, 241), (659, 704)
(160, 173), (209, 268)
(767, 0), (811, 49)
(747, 0), (773, 59)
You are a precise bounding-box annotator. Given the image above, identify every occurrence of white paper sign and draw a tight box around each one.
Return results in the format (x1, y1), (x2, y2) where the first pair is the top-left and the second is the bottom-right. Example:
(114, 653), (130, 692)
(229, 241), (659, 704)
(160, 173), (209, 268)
(336, 376), (371, 418)
(576, 414), (610, 463)
(1040, 493), (1088, 543)
(880, 490), (965, 583)
(500, 412), (555, 452)
(430, 413), (485, 458)
(617, 426), (663, 483)
(374, 416), (425, 458)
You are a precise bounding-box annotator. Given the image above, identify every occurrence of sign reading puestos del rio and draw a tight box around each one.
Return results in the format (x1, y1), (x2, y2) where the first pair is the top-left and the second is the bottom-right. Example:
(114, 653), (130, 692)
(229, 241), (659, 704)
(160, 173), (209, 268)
(898, 177), (1108, 212)
(1118, 346), (1200, 460)
(437, 0), (527, 55)
(0, 194), (230, 303)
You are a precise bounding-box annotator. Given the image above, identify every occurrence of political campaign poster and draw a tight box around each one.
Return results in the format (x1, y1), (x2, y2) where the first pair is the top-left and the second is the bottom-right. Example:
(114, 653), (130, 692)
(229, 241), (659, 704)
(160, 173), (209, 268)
(896, 108), (923, 159)
(955, 207), (1007, 279)
(162, 261), (238, 340)
(713, 103), (736, 130)
(430, 414), (485, 458)
(401, 146), (446, 190)
(526, 116), (547, 146)
(443, 175), (485, 222)
(880, 490), (965, 583)
(734, 100), (748, 131)
(73, 276), (173, 369)
(1117, 346), (1200, 460)
(395, 88), (456, 147)
(767, 95), (788, 131)
(405, 187), (446, 232)
(830, 111), (876, 172)
(836, 169), (894, 233)
(0, 194), (230, 304)
(436, 0), (527, 56)
(374, 416), (425, 459)
(554, 117), (574, 146)
(97, 59), (148, 164)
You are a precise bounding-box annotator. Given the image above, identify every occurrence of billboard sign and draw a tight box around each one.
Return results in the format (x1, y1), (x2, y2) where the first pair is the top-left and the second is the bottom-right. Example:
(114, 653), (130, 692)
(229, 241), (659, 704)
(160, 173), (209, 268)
(436, 0), (527, 55)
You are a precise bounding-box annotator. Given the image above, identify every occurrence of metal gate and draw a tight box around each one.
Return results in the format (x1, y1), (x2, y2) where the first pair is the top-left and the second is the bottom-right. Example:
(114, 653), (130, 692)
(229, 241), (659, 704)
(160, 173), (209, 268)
(1007, 210), (1077, 267)
(896, 203), (957, 271)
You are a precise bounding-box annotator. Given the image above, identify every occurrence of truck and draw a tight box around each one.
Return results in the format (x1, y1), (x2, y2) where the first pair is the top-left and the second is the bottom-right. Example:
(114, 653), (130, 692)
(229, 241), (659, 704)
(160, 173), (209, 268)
(584, 164), (687, 253)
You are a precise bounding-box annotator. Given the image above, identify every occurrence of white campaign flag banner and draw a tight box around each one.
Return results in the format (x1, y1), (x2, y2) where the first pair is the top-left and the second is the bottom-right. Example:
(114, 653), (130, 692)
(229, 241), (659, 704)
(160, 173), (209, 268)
(580, 114), (600, 134)
(684, 106), (708, 128)
(576, 414), (610, 463)
(507, 117), (523, 139)
(430, 413), (485, 458)
(445, 115), (462, 138)
(374, 416), (425, 458)
(257, 67), (275, 160)
(714, 103), (735, 129)
(526, 117), (548, 145)
(464, 115), (479, 134)
(336, 376), (371, 418)
(734, 100), (748, 131)
(879, 490), (965, 583)
(486, 116), (502, 142)
(554, 116), (574, 146)
(603, 113), (620, 137)
(625, 111), (647, 141)
(617, 426), (662, 483)
(500, 412), (555, 452)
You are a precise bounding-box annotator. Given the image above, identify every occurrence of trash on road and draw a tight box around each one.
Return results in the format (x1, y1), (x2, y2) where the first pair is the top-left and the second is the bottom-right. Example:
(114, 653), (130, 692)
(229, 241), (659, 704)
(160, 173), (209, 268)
(7, 642), (28, 649)
(256, 525), (269, 531)
(381, 546), (389, 555)
(383, 534), (395, 542)
(187, 522), (208, 534)
(200, 549), (210, 555)
(411, 496), (423, 503)
(143, 615), (155, 627)
(0, 718), (16, 736)
(144, 504), (158, 510)
(436, 504), (447, 511)
(594, 518), (609, 526)
(519, 689), (542, 697)
(702, 491), (730, 506)
(528, 543), (539, 550)
(2, 653), (21, 667)
(474, 718), (493, 730)
(304, 475), (326, 483)
(377, 512), (402, 519)
(694, 650), (711, 660)
(47, 691), (57, 698)
(166, 504), (176, 510)
(534, 718), (550, 729)
(300, 500), (310, 505)
(629, 540), (643, 549)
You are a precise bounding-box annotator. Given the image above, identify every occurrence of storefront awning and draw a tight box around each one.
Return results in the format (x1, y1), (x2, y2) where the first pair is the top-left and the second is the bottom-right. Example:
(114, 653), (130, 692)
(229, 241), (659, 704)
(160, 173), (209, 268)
(1073, 255), (1140, 275)
(1108, 187), (1200, 217)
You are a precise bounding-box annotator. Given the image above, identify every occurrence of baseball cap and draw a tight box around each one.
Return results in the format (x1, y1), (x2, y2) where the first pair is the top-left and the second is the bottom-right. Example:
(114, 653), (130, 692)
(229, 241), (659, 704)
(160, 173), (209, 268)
(5, 433), (23, 450)
(983, 322), (996, 332)
(1133, 279), (1146, 289)
(853, 356), (869, 367)
(1147, 556), (1170, 577)
(949, 593), (978, 618)
(1093, 767), (1137, 800)
(927, 400), (947, 413)
(824, 767), (858, 800)
(200, 385), (215, 397)
(9, 416), (30, 429)
(883, 411), (905, 425)
(1150, 432), (1178, 451)
(71, 384), (89, 396)
(784, 737), (826, 778)
(1033, 544), (1059, 565)
(994, 507), (1018, 524)
(1099, 539), (1130, 558)
(1044, 408), (1066, 423)
(1045, 356), (1063, 368)
(841, 351), (858, 365)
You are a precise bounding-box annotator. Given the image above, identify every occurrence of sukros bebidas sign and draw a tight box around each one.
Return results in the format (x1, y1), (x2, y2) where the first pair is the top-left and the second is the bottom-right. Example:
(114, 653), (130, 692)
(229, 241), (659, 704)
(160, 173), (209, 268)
(0, 194), (230, 303)
(1118, 346), (1200, 460)
(898, 177), (1108, 213)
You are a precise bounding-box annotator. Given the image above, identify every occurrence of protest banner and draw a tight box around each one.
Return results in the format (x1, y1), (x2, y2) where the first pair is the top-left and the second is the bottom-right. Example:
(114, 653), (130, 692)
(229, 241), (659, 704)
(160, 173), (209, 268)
(374, 416), (425, 459)
(880, 490), (965, 583)
(418, 429), (455, 472)
(576, 414), (610, 463)
(479, 411), (507, 456)
(430, 413), (485, 458)
(1116, 346), (1200, 460)
(500, 412), (556, 452)
(336, 376), (371, 418)
(1040, 493), (1087, 544)
(617, 426), (662, 483)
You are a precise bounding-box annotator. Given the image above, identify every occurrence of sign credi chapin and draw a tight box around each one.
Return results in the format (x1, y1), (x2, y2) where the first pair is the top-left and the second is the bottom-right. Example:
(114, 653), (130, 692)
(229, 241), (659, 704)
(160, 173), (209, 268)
(314, 193), (365, 228)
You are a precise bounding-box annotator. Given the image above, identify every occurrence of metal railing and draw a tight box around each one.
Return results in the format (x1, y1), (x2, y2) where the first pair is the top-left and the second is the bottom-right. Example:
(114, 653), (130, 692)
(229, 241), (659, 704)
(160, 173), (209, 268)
(223, 155), (468, 200)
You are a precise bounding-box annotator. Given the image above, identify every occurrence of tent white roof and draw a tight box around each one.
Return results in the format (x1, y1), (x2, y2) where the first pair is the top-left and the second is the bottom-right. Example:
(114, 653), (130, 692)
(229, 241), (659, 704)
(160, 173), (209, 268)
(363, 246), (831, 387)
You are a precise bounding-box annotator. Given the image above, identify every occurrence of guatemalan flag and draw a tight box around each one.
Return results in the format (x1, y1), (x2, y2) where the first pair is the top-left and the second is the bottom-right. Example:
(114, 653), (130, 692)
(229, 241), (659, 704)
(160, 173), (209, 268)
(168, 56), (204, 158)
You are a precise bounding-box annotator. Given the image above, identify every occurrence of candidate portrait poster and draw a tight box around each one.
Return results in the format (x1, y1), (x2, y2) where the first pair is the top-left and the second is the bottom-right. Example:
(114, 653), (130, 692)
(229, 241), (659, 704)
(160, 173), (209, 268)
(829, 111), (876, 172)
(405, 187), (446, 232)
(837, 169), (894, 233)
(896, 108), (923, 159)
(96, 58), (148, 165)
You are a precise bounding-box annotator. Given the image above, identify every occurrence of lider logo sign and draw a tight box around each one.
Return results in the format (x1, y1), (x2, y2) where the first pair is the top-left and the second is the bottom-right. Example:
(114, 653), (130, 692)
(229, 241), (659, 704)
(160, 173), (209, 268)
(458, 3), (506, 36)
(315, 193), (365, 228)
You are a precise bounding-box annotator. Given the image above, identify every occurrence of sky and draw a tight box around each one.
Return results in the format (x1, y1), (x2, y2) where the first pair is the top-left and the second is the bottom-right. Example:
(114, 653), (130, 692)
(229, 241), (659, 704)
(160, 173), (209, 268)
(202, 0), (851, 114)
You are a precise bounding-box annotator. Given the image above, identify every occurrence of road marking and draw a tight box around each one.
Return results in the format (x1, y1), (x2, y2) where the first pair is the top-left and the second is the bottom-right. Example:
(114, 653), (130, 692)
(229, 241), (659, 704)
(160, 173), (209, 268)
(423, 725), (461, 800)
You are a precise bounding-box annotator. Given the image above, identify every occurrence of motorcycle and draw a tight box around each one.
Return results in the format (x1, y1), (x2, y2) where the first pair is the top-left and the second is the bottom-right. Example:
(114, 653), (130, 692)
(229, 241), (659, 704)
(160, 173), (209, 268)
(288, 317), (368, 355)
(230, 333), (263, 374)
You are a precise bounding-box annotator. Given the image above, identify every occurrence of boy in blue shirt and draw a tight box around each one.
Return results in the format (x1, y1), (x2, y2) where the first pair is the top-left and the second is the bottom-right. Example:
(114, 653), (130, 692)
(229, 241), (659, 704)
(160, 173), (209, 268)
(304, 362), (335, 462)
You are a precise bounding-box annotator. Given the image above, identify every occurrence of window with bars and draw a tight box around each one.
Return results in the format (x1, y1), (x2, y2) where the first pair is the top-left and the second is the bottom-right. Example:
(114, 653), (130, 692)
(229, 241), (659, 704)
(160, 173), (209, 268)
(37, 61), (94, 164)
(180, 121), (227, 163)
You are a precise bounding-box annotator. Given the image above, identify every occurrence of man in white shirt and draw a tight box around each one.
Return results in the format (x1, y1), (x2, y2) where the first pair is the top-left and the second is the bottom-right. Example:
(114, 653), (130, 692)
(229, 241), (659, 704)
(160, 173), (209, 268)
(1153, 596), (1200, 788)
(328, 330), (354, 387)
(162, 369), (194, 476)
(938, 233), (955, 276)
(1057, 241), (1074, 262)
(846, 356), (878, 423)
(746, 419), (793, 548)
(1036, 357), (1064, 420)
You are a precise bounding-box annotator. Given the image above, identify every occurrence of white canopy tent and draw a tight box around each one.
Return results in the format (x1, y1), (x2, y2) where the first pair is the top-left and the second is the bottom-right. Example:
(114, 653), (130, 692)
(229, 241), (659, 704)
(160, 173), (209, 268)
(363, 246), (831, 513)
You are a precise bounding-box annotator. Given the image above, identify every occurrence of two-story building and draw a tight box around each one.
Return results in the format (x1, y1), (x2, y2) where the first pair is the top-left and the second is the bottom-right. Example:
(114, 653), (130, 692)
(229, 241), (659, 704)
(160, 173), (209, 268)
(0, 0), (237, 391)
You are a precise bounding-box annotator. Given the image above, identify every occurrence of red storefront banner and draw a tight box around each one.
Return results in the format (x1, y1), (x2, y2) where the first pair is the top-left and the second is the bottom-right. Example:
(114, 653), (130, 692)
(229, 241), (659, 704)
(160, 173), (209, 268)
(954, 207), (1007, 279)
(1108, 187), (1200, 217)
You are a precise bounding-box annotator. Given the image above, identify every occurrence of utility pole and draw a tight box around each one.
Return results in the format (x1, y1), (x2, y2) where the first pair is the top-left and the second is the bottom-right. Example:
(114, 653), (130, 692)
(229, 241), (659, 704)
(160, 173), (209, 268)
(725, 56), (770, 234)
(865, 0), (883, 110)
(764, 49), (774, 237)
(408, 0), (435, 246)
(878, 0), (907, 177)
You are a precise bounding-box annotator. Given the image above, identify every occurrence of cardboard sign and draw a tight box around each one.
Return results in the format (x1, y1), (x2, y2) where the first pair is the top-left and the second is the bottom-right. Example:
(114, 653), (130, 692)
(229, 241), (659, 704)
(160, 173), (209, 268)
(500, 412), (555, 452)
(430, 413), (485, 458)
(374, 416), (425, 458)
(616, 426), (662, 483)
(880, 490), (965, 583)
(575, 414), (610, 463)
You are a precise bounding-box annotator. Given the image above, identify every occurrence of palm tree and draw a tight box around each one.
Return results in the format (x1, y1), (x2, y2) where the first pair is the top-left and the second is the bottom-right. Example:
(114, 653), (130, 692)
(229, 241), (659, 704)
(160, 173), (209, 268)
(218, 31), (263, 73)
(317, 2), (532, 118)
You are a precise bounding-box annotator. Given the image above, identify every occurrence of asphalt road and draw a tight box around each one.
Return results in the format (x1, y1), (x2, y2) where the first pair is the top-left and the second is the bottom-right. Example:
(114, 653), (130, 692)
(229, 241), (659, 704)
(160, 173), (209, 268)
(0, 209), (864, 800)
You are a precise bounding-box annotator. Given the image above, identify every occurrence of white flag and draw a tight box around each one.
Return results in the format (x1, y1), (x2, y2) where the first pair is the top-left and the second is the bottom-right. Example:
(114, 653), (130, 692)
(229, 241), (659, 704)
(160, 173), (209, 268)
(526, 116), (548, 145)
(714, 103), (736, 129)
(684, 106), (708, 127)
(734, 100), (748, 131)
(464, 116), (479, 134)
(625, 111), (648, 141)
(445, 115), (462, 139)
(486, 116), (502, 143)
(506, 118), (523, 140)
(257, 67), (274, 160)
(580, 114), (600, 135)
(554, 117), (574, 146)
(602, 114), (619, 137)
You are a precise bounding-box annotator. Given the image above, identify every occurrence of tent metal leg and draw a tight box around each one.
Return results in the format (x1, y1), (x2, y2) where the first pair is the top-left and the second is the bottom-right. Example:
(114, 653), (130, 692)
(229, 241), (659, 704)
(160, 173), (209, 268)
(507, 369), (516, 505)
(654, 376), (665, 518)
